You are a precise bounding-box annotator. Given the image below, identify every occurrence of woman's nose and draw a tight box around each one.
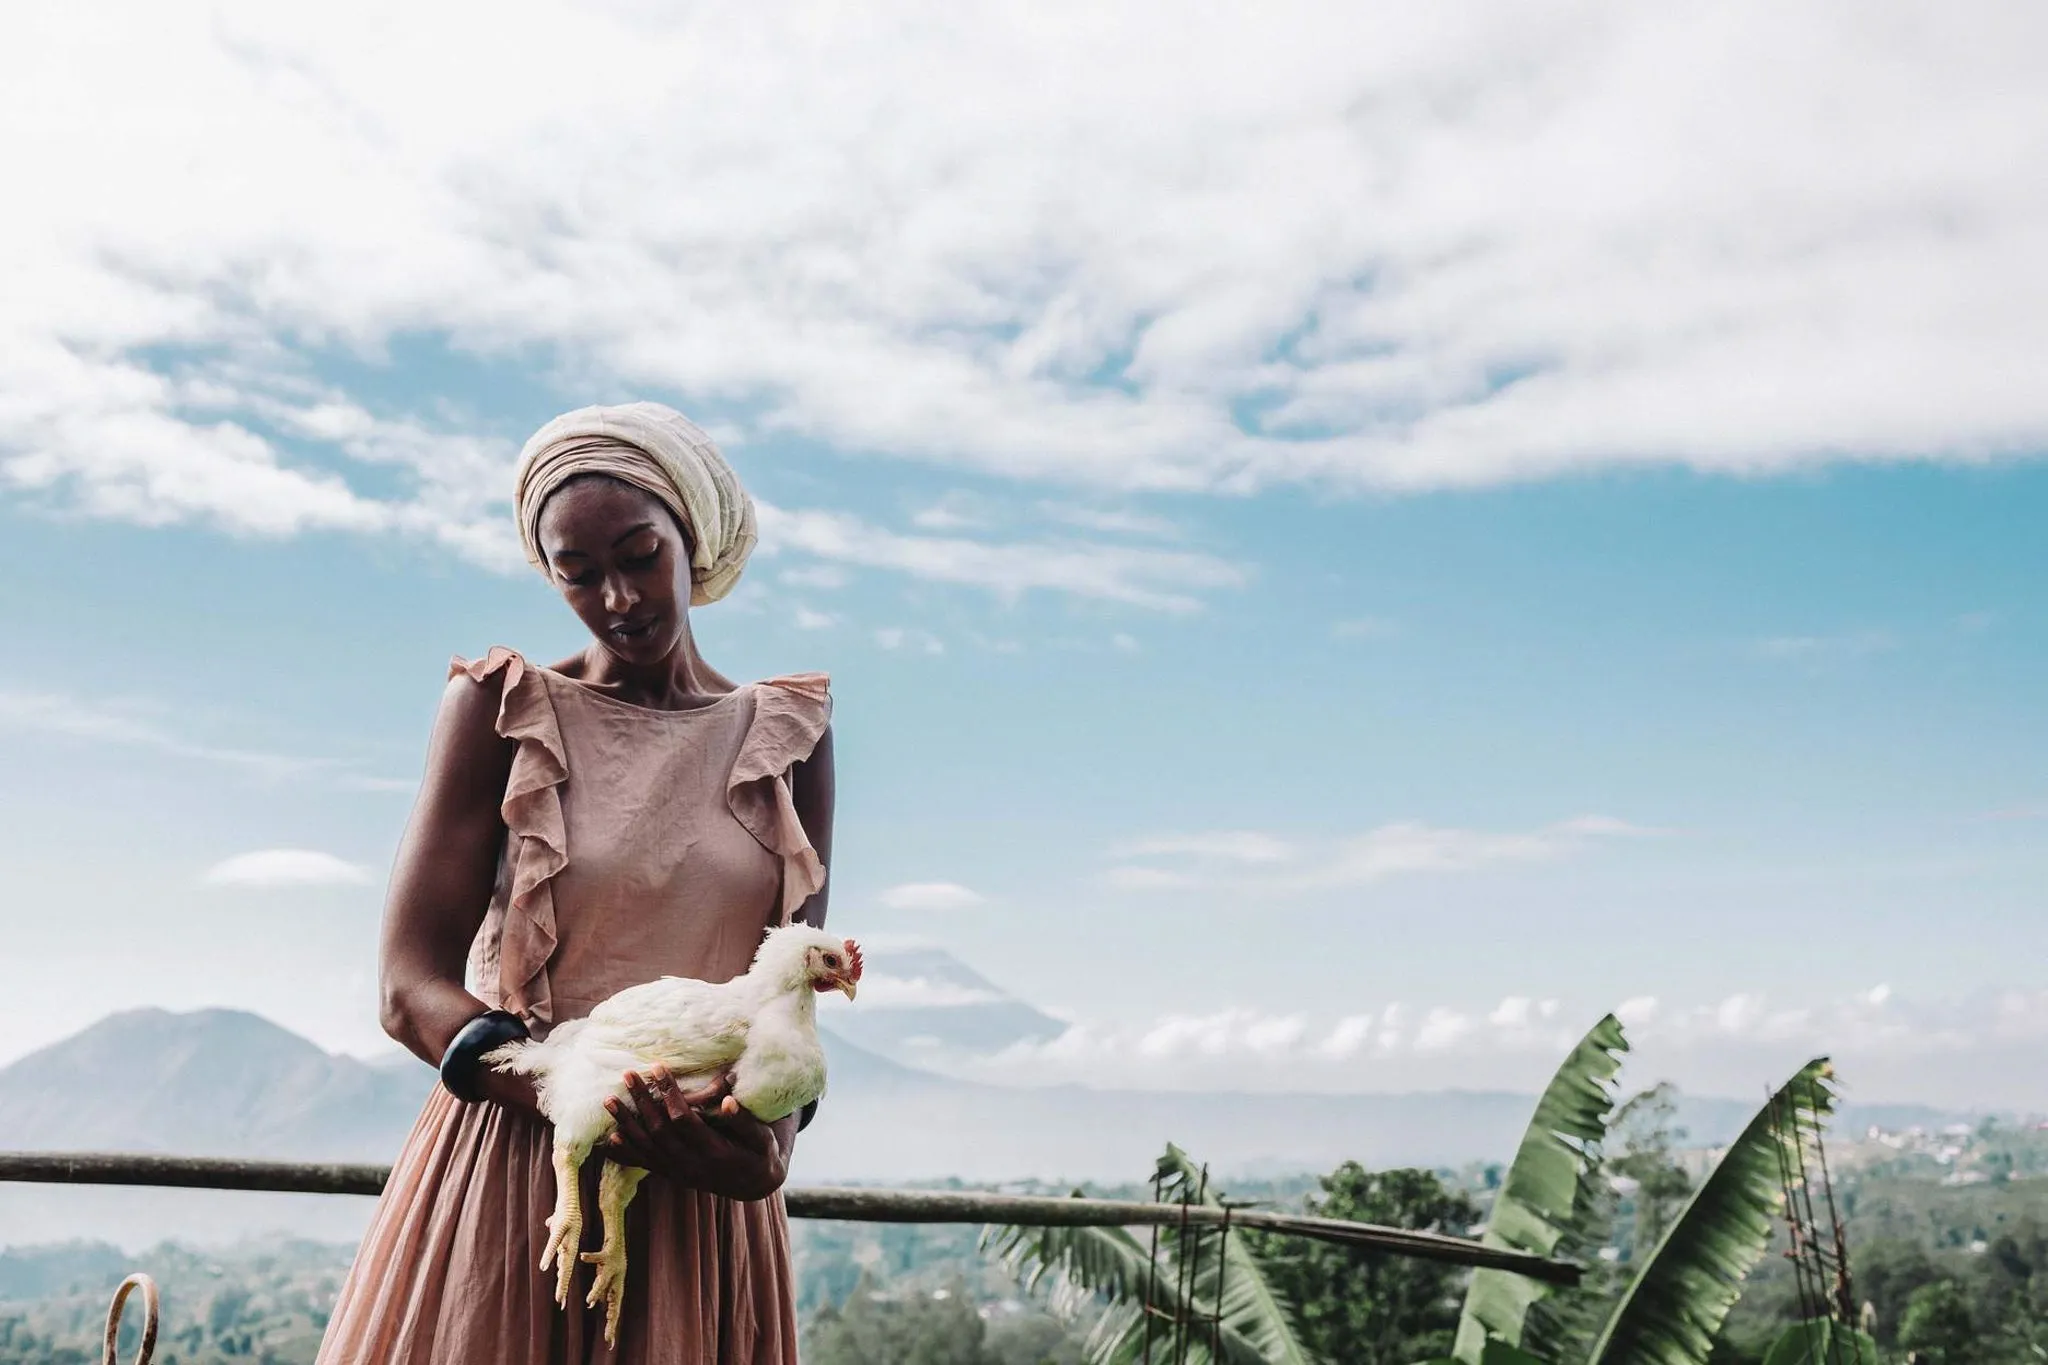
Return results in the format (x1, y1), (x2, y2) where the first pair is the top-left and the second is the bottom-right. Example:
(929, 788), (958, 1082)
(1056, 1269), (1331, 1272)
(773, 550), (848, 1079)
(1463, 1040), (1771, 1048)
(603, 575), (640, 613)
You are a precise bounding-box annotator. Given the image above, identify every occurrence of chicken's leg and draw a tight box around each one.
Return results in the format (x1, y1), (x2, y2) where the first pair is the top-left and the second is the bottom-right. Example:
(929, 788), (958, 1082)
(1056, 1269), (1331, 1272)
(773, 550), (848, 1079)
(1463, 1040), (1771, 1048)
(539, 1140), (591, 1308)
(581, 1160), (649, 1345)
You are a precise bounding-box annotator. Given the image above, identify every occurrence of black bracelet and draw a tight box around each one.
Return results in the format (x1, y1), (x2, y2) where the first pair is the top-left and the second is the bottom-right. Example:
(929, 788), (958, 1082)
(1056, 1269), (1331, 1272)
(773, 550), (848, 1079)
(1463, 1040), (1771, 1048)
(439, 1008), (529, 1102)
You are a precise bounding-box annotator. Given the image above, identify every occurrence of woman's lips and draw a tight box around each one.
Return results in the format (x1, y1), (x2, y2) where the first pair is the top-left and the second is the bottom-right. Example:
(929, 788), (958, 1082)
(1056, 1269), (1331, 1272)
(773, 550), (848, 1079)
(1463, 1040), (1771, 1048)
(610, 617), (658, 639)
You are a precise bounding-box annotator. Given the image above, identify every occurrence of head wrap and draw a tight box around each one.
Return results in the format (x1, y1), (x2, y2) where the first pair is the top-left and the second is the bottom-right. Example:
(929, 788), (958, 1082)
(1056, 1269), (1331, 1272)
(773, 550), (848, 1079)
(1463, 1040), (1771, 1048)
(514, 401), (758, 606)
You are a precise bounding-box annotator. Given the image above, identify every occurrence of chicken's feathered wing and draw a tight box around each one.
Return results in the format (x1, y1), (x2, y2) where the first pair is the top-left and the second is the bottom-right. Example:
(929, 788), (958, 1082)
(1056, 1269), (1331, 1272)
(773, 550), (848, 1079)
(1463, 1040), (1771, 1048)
(580, 974), (755, 1078)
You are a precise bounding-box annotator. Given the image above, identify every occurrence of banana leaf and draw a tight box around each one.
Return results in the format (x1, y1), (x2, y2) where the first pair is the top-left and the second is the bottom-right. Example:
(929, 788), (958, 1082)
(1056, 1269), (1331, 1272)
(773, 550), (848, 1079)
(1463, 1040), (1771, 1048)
(1152, 1144), (1315, 1365)
(981, 1150), (1316, 1365)
(1583, 1058), (1839, 1365)
(1452, 1014), (1629, 1364)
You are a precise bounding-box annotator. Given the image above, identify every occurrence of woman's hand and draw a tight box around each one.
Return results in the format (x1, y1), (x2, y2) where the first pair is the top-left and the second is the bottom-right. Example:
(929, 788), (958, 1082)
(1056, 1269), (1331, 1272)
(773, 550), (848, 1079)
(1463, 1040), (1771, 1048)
(603, 1067), (791, 1202)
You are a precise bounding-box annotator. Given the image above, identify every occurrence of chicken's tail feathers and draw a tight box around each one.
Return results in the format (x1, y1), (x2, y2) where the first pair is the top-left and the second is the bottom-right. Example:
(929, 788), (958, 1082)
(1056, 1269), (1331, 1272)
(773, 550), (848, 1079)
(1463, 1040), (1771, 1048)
(484, 1018), (582, 1076)
(481, 1037), (538, 1073)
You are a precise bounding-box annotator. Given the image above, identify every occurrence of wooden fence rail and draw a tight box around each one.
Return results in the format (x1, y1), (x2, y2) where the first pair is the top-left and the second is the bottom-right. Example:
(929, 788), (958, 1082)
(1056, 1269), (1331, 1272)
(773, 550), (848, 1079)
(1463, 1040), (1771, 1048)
(0, 1149), (1581, 1287)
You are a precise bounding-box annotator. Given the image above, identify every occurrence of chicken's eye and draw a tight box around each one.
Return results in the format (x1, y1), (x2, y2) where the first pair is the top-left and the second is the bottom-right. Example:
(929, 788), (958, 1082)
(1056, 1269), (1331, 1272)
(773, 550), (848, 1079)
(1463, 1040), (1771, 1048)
(823, 954), (840, 968)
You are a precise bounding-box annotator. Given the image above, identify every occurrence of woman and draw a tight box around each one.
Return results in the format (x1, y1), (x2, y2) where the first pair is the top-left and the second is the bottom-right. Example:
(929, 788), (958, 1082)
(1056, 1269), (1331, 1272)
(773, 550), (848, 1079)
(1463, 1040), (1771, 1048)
(317, 402), (835, 1364)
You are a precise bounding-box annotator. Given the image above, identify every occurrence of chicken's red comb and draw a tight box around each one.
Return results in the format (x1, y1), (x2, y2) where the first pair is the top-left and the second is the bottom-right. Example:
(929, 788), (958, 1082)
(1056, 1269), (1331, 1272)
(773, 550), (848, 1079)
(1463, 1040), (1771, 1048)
(843, 939), (864, 980)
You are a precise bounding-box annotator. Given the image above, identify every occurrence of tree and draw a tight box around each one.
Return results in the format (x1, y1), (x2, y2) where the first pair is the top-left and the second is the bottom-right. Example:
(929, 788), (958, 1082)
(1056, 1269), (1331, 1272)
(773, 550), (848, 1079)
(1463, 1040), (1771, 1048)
(1898, 1280), (1975, 1365)
(805, 1273), (998, 1365)
(1606, 1083), (1697, 1263)
(1249, 1164), (1480, 1365)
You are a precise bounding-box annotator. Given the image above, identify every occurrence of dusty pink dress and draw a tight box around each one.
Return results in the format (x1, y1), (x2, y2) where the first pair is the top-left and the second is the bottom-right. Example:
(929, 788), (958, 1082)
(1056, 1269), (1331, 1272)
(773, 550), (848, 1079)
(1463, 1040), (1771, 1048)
(318, 647), (831, 1365)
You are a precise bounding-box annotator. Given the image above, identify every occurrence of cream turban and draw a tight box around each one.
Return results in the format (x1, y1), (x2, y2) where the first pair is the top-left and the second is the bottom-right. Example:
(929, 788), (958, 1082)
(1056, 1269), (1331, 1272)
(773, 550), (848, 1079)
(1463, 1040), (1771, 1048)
(514, 402), (758, 607)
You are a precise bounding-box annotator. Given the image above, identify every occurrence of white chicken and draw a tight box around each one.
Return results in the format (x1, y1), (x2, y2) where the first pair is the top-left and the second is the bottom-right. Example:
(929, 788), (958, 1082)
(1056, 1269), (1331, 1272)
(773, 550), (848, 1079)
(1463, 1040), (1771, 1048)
(483, 922), (862, 1342)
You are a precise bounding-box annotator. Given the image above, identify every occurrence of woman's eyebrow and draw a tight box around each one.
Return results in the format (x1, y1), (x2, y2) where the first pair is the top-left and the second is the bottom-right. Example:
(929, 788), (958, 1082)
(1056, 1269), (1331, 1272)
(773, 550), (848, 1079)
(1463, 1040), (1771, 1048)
(551, 523), (659, 562)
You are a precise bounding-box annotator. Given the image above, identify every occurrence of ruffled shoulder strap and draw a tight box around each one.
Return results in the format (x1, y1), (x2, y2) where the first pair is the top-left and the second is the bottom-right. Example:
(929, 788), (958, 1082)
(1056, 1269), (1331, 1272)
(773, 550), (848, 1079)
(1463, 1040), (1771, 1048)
(448, 647), (567, 1028)
(728, 672), (833, 923)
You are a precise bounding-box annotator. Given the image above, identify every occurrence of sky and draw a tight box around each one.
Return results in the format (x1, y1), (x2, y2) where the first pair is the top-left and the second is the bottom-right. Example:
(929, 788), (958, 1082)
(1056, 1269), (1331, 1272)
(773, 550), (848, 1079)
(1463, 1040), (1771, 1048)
(2, 1), (2044, 1110)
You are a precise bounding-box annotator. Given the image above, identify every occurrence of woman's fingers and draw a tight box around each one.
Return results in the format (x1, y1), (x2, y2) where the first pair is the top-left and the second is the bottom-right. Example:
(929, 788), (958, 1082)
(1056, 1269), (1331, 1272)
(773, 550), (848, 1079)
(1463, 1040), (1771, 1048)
(660, 1067), (732, 1113)
(604, 1068), (782, 1194)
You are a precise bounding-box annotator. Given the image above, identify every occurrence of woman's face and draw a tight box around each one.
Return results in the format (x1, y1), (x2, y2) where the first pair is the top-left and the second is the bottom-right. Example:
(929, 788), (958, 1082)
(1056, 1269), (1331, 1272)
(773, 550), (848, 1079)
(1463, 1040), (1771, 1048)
(536, 475), (695, 666)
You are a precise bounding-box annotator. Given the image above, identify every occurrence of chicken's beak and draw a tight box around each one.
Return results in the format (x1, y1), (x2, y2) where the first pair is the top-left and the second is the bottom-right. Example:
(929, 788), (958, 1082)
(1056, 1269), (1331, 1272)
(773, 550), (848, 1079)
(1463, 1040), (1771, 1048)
(836, 975), (859, 1001)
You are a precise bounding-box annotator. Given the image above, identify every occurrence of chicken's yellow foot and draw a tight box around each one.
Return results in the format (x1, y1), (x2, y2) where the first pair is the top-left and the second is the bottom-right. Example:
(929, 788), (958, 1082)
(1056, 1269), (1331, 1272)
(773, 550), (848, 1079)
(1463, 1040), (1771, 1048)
(581, 1240), (629, 1345)
(580, 1161), (648, 1346)
(540, 1143), (587, 1308)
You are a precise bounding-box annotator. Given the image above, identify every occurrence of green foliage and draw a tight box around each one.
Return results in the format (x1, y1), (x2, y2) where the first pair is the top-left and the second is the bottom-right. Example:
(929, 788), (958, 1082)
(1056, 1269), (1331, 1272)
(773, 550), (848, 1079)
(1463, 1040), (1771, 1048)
(1583, 1058), (1838, 1365)
(1607, 1084), (1699, 1262)
(1250, 1163), (1480, 1365)
(982, 1145), (1315, 1365)
(1452, 1014), (1628, 1364)
(0, 1237), (350, 1365)
(1898, 1280), (1976, 1364)
(805, 1274), (1000, 1365)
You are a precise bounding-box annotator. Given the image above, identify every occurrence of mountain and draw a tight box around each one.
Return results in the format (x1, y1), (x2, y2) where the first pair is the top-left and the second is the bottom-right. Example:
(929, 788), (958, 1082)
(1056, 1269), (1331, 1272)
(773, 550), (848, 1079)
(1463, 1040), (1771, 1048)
(819, 948), (1068, 1064)
(0, 1008), (429, 1161)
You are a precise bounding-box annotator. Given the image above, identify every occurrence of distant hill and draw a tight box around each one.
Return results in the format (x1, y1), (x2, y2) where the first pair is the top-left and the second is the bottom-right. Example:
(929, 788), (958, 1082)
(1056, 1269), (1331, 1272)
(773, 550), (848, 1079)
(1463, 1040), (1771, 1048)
(0, 1008), (429, 1161)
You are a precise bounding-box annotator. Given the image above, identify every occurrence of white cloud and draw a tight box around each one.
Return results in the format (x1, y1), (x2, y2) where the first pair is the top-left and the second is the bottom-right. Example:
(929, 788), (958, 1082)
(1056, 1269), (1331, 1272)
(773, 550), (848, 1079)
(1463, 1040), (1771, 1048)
(0, 688), (341, 783)
(202, 848), (372, 888)
(877, 881), (986, 912)
(6, 1), (2043, 574)
(792, 605), (838, 630)
(878, 978), (2048, 1102)
(1108, 816), (1654, 894)
(1040, 504), (1181, 539)
(1137, 1009), (1309, 1060)
(1113, 831), (1298, 864)
(1616, 996), (1660, 1026)
(1316, 1014), (1377, 1060)
(978, 994), (1584, 1088)
(1488, 996), (1535, 1028)
(848, 974), (1004, 1009)
(910, 497), (987, 532)
(1715, 993), (1767, 1035)
(1415, 1007), (1478, 1052)
(780, 565), (851, 591)
(873, 626), (945, 654)
(1105, 829), (1295, 891)
(758, 503), (1243, 613)
(1290, 815), (1655, 888)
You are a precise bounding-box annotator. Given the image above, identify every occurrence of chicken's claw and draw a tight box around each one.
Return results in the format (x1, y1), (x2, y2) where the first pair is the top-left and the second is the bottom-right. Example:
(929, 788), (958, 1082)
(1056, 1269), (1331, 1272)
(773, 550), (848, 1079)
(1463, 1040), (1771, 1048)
(582, 1242), (629, 1346)
(539, 1209), (582, 1308)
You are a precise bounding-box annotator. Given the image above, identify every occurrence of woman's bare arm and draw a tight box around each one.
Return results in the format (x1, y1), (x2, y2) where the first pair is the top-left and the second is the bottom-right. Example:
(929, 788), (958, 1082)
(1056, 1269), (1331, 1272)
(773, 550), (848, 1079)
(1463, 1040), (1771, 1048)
(377, 669), (536, 1112)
